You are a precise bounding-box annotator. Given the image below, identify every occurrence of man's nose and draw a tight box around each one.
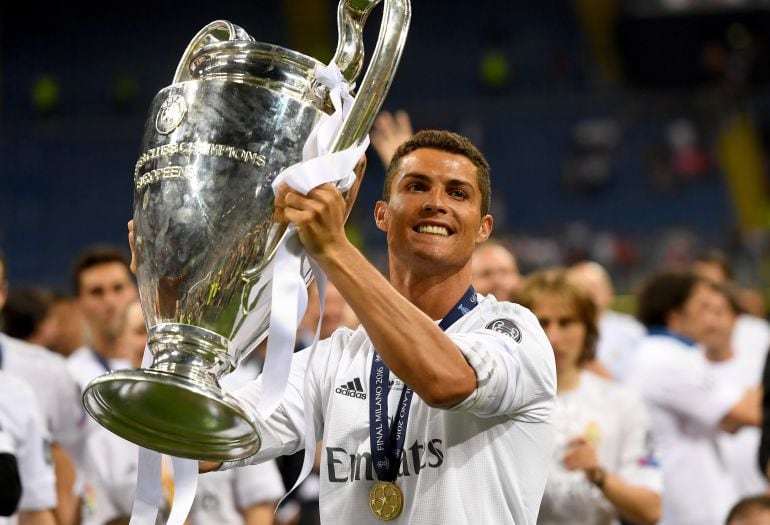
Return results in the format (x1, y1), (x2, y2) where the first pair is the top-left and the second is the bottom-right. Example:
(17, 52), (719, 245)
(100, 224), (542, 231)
(421, 188), (447, 213)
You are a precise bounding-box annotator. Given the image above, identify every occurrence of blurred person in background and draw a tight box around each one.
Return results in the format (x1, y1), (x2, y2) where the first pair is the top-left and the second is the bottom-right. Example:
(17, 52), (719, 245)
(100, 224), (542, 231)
(692, 250), (734, 285)
(370, 109), (414, 168)
(568, 260), (645, 383)
(67, 246), (137, 390)
(81, 299), (285, 525)
(115, 300), (146, 369)
(692, 250), (770, 364)
(1, 287), (58, 349)
(48, 292), (84, 358)
(627, 270), (762, 525)
(0, 370), (58, 525)
(516, 268), (661, 525)
(696, 282), (768, 498)
(725, 495), (770, 525)
(736, 288), (767, 320)
(472, 240), (522, 301)
(0, 250), (85, 525)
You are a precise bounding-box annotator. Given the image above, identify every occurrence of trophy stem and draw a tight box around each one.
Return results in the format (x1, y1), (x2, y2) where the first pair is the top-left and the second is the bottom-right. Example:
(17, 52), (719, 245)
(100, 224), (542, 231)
(148, 322), (235, 378)
(82, 323), (260, 461)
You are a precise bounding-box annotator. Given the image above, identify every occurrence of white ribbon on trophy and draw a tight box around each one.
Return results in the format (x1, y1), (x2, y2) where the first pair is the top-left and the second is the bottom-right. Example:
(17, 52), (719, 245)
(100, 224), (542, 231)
(130, 61), (369, 525)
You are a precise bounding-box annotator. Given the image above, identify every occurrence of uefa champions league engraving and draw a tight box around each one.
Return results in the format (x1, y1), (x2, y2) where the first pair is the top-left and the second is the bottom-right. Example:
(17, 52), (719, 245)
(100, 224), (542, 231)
(83, 0), (411, 461)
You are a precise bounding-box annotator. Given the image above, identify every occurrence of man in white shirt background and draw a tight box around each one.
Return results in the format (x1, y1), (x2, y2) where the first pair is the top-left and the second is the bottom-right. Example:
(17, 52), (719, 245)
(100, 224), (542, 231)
(81, 300), (285, 525)
(691, 250), (770, 367)
(67, 246), (137, 390)
(697, 281), (768, 498)
(0, 371), (57, 525)
(471, 240), (522, 302)
(627, 270), (762, 525)
(0, 250), (84, 525)
(568, 260), (645, 383)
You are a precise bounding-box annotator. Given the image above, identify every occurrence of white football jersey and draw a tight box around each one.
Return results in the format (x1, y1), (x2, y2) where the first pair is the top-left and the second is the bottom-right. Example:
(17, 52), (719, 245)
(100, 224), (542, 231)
(67, 345), (132, 391)
(0, 371), (56, 520)
(627, 332), (743, 525)
(192, 465), (285, 524)
(80, 428), (141, 525)
(229, 294), (557, 524)
(595, 310), (645, 383)
(732, 313), (770, 365)
(0, 333), (86, 463)
(538, 371), (662, 525)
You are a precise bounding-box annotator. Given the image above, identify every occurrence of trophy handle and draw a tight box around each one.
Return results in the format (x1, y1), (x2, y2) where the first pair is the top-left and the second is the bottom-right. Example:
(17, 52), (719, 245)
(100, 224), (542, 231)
(173, 20), (254, 83)
(331, 0), (411, 151)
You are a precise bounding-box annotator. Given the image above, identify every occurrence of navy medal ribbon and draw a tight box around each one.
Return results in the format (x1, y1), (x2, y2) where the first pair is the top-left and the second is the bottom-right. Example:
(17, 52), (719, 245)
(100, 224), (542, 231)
(368, 285), (478, 483)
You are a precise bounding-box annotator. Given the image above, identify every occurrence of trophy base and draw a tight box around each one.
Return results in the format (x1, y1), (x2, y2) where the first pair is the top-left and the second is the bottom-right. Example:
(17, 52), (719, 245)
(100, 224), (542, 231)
(83, 368), (260, 461)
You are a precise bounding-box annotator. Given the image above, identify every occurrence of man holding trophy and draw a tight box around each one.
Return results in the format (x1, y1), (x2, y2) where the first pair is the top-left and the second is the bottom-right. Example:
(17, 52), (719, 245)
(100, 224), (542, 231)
(86, 0), (556, 522)
(190, 129), (557, 523)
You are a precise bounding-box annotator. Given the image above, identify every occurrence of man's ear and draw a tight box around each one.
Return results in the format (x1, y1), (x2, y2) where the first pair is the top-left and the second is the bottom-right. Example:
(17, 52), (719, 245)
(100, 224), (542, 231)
(374, 200), (389, 232)
(476, 214), (493, 243)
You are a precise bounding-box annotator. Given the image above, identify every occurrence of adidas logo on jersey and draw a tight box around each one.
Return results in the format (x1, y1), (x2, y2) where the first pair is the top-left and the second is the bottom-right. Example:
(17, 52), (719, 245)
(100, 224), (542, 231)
(335, 377), (367, 399)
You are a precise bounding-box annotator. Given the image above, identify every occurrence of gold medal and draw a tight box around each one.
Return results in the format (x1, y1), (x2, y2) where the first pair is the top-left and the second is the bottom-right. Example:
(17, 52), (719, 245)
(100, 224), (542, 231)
(369, 480), (403, 521)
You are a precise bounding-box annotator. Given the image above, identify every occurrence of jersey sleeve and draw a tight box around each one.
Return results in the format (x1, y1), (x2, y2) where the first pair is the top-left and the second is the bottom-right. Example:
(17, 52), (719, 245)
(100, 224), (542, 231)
(614, 387), (663, 493)
(224, 337), (333, 469)
(448, 302), (557, 420)
(0, 429), (21, 517)
(16, 393), (57, 511)
(233, 460), (286, 508)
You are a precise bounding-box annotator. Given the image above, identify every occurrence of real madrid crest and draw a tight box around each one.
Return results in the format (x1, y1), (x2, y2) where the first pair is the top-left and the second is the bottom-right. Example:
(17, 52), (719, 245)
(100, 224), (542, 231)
(155, 94), (187, 135)
(485, 318), (522, 342)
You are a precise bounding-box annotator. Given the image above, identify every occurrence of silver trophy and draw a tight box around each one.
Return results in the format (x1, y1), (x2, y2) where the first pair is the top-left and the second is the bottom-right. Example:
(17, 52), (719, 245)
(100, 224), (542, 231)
(83, 0), (410, 461)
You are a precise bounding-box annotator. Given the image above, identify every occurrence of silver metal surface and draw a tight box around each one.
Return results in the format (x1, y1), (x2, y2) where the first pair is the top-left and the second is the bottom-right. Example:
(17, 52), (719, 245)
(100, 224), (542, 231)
(83, 0), (411, 461)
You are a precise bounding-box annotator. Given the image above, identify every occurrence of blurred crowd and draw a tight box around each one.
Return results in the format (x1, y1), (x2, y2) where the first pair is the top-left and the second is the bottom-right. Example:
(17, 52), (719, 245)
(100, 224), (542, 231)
(2, 111), (770, 525)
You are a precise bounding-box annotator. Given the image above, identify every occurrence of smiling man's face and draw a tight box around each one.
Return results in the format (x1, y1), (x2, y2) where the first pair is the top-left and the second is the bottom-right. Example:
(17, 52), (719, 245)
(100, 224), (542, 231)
(375, 147), (492, 273)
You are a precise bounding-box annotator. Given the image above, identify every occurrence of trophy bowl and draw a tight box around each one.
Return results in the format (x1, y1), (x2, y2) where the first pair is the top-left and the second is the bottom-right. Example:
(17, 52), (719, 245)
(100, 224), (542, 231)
(83, 0), (411, 461)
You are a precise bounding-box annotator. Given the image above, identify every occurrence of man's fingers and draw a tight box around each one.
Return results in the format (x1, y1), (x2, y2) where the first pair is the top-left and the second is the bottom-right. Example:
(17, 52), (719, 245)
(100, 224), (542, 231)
(395, 110), (413, 133)
(127, 220), (137, 275)
(374, 111), (397, 138)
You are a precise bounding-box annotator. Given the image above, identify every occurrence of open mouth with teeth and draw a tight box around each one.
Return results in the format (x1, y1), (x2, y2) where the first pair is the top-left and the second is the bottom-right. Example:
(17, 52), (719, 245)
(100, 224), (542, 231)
(414, 224), (452, 237)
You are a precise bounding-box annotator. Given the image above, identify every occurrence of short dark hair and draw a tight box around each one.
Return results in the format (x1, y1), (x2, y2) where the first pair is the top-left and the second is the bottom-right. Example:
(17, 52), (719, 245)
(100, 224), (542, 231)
(70, 245), (132, 295)
(694, 249), (734, 280)
(515, 268), (599, 365)
(726, 495), (770, 524)
(383, 129), (491, 217)
(1, 287), (53, 340)
(636, 270), (701, 327)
